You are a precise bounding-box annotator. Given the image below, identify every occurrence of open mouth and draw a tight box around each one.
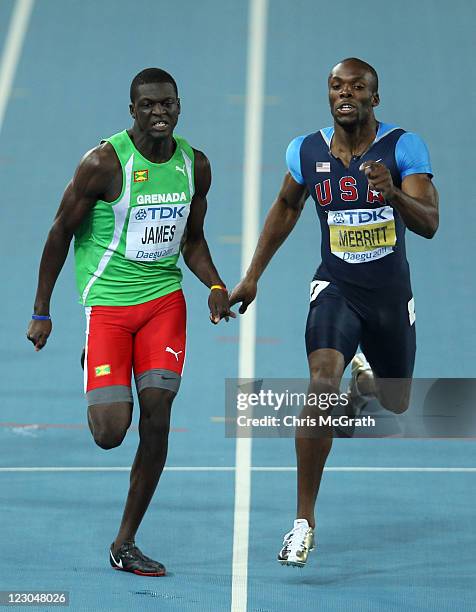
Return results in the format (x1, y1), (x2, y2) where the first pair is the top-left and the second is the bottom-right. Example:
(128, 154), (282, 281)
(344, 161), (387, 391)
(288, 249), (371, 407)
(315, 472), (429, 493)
(336, 104), (356, 114)
(151, 121), (168, 130)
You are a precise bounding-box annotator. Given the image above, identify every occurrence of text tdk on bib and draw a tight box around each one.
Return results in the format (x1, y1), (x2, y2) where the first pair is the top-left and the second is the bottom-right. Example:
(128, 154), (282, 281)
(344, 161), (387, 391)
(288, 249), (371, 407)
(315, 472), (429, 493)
(125, 195), (190, 261)
(328, 205), (396, 264)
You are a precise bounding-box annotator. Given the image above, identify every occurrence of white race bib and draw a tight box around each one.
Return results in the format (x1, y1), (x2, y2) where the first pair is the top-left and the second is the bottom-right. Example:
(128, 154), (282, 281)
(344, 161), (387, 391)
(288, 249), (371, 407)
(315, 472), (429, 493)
(125, 203), (190, 262)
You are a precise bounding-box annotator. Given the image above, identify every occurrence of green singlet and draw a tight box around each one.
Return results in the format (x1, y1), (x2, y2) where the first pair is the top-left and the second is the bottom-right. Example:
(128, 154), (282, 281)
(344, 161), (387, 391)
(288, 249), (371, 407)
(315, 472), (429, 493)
(74, 130), (195, 306)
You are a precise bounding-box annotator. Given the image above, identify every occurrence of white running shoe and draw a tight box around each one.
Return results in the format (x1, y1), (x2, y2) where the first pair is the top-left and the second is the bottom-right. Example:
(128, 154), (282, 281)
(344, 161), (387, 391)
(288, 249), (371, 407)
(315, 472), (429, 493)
(348, 352), (374, 415)
(277, 519), (315, 567)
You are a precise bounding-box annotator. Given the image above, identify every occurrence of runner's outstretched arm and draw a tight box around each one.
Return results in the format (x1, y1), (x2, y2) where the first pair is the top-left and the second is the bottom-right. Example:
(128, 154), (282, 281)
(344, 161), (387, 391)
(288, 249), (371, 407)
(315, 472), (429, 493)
(229, 173), (308, 313)
(27, 146), (114, 350)
(181, 149), (234, 324)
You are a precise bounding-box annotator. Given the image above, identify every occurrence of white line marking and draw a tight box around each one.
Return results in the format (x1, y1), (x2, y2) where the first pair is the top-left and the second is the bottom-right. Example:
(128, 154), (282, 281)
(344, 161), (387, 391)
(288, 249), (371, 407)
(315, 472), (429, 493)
(0, 0), (35, 136)
(0, 466), (233, 473)
(251, 466), (476, 473)
(0, 466), (475, 473)
(232, 2), (268, 611)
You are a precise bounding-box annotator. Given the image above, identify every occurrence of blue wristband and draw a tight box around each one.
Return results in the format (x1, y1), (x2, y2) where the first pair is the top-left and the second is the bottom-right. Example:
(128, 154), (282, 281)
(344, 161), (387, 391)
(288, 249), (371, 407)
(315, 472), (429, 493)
(32, 314), (51, 320)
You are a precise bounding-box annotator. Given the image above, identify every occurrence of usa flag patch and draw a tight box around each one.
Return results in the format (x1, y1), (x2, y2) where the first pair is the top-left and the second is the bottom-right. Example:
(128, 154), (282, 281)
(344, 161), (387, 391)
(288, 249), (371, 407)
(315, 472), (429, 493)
(316, 162), (330, 172)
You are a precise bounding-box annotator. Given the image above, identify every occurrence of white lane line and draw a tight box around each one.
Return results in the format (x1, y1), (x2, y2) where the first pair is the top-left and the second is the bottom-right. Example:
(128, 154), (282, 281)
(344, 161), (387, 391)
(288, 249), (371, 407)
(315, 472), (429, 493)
(232, 2), (268, 612)
(0, 466), (236, 473)
(0, 0), (35, 135)
(0, 466), (475, 473)
(251, 466), (476, 473)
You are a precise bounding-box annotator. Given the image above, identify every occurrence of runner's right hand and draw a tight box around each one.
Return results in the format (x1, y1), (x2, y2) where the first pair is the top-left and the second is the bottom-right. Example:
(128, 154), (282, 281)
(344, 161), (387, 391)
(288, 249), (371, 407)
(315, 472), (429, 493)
(26, 319), (52, 351)
(229, 277), (258, 314)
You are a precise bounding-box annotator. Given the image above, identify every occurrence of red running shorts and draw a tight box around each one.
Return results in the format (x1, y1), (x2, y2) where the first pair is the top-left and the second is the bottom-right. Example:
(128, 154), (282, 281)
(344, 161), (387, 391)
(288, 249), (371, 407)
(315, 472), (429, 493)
(83, 289), (186, 405)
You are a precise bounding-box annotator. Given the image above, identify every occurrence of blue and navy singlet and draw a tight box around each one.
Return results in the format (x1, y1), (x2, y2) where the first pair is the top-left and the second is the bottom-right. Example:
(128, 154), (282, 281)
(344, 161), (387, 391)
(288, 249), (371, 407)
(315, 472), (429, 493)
(286, 122), (433, 290)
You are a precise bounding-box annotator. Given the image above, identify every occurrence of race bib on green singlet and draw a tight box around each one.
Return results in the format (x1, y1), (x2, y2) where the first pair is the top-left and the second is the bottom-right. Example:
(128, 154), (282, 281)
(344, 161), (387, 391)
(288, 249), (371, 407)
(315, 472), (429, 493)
(125, 195), (190, 261)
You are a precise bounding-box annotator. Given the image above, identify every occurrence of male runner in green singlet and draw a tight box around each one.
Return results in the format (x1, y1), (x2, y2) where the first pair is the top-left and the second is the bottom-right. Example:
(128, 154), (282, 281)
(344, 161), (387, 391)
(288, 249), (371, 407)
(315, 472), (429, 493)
(27, 68), (234, 576)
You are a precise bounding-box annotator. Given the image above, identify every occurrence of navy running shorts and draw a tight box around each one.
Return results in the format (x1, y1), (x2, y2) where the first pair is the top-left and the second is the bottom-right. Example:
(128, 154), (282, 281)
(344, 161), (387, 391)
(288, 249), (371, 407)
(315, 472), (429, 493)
(305, 279), (416, 378)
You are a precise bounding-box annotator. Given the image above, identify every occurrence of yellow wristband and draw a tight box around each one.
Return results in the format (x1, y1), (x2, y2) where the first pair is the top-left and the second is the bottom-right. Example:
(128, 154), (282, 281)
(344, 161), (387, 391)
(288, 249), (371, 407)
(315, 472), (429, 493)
(210, 284), (227, 292)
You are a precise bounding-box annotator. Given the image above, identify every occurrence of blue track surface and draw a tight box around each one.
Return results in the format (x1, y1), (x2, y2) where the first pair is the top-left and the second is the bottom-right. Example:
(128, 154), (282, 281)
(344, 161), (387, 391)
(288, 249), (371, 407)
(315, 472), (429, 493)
(1, 1), (475, 610)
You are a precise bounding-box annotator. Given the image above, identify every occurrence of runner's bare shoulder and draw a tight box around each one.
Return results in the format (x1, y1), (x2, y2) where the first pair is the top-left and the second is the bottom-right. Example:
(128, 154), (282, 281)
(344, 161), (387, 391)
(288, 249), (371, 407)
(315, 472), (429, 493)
(73, 141), (121, 199)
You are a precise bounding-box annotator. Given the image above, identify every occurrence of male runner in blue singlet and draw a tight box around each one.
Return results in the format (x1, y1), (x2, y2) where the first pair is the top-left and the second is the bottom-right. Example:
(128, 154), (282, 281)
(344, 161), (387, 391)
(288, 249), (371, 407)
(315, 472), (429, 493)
(230, 58), (439, 567)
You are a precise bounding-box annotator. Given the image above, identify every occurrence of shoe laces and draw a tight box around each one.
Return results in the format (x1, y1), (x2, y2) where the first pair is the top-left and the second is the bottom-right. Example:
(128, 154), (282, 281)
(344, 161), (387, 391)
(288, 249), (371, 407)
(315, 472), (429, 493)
(282, 523), (309, 554)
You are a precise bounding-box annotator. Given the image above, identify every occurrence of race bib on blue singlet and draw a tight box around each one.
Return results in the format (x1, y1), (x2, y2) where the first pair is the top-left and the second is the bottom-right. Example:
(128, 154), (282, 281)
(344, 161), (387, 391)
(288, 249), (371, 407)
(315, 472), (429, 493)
(328, 205), (396, 264)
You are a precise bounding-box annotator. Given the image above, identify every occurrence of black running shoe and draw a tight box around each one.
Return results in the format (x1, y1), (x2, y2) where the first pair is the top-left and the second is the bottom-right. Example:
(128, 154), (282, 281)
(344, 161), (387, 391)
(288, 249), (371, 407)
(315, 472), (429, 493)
(109, 541), (166, 576)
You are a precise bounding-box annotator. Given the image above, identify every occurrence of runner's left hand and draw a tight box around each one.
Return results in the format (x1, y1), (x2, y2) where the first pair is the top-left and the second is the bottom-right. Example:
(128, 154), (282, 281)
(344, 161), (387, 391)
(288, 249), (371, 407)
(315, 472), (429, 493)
(26, 318), (52, 351)
(208, 288), (236, 324)
(359, 161), (395, 200)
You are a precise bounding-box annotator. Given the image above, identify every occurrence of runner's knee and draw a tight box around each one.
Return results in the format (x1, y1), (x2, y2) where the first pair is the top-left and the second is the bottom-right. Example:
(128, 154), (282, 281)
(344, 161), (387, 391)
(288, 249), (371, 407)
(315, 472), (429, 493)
(88, 401), (132, 450)
(376, 380), (412, 414)
(308, 349), (345, 392)
(381, 395), (410, 414)
(93, 428), (127, 450)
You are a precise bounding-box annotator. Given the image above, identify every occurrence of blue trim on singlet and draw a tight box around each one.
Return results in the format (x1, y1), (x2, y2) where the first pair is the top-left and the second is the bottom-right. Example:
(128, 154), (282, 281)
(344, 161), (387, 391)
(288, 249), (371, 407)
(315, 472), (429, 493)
(320, 126), (333, 145)
(395, 132), (433, 178)
(285, 135), (307, 184)
(287, 122), (433, 184)
(320, 122), (401, 145)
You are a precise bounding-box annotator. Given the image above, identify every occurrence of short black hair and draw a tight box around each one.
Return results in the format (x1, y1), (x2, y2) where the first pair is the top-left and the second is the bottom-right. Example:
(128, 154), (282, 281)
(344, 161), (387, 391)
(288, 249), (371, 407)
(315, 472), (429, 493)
(332, 58), (379, 93)
(130, 68), (178, 102)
